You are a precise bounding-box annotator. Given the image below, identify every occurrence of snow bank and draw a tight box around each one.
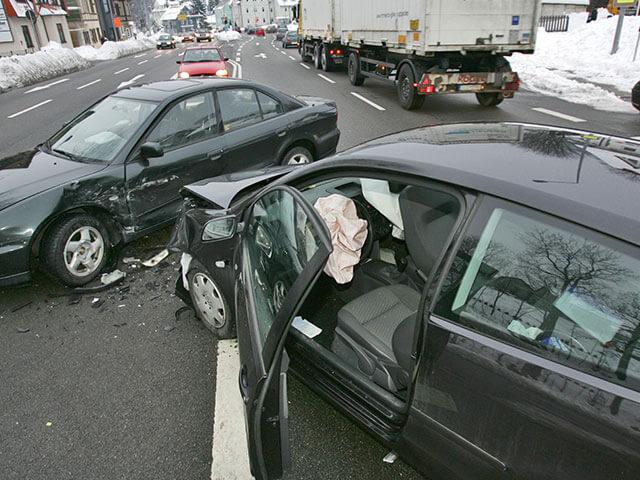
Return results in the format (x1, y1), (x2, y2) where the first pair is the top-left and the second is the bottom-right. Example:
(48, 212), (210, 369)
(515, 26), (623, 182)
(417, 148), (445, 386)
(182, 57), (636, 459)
(215, 31), (241, 42)
(0, 36), (155, 92)
(511, 10), (640, 113)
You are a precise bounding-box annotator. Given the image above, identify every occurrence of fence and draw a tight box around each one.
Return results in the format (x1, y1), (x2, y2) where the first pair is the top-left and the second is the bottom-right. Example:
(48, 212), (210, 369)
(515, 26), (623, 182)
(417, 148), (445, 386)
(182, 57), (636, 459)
(538, 15), (570, 33)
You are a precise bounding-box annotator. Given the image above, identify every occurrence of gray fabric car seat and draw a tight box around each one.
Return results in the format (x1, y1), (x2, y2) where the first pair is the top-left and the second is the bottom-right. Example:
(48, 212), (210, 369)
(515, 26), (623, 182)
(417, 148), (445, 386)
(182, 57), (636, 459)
(332, 186), (460, 392)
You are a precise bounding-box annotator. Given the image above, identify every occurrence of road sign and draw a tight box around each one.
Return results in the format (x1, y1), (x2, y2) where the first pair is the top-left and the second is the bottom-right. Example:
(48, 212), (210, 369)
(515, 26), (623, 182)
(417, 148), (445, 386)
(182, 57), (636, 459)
(114, 17), (122, 28)
(612, 0), (637, 6)
(178, 13), (187, 21)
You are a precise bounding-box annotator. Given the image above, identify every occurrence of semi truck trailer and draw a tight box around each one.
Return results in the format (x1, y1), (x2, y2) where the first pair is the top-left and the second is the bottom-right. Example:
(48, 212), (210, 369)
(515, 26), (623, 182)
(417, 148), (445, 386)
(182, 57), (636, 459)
(298, 0), (540, 109)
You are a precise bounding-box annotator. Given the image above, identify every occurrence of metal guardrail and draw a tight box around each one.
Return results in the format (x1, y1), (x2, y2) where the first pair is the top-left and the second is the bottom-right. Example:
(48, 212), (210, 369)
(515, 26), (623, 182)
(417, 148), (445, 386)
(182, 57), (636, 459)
(538, 15), (570, 32)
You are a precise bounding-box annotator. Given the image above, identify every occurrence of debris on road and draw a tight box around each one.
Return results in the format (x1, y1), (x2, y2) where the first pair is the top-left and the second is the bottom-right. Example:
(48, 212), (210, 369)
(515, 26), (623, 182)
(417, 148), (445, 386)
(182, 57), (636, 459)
(11, 301), (32, 312)
(122, 257), (140, 264)
(16, 327), (30, 333)
(164, 325), (175, 332)
(142, 249), (169, 268)
(101, 269), (126, 285)
(91, 298), (104, 309)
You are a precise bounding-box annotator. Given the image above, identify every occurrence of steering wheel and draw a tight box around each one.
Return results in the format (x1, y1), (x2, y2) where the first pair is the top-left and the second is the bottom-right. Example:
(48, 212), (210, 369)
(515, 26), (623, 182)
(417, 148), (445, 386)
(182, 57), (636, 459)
(352, 198), (374, 263)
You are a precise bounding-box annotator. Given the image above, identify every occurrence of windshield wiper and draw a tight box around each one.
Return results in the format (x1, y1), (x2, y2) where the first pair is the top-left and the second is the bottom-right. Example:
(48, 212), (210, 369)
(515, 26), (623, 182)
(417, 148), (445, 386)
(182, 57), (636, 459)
(52, 148), (83, 162)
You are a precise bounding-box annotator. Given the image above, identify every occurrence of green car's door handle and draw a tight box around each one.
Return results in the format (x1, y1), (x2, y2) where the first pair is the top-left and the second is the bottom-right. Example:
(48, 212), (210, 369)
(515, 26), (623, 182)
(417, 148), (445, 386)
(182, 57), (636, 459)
(208, 149), (224, 161)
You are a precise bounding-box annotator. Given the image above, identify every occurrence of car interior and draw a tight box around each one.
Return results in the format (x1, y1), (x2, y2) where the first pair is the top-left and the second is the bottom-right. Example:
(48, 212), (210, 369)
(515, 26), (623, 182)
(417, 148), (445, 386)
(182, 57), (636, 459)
(283, 175), (463, 400)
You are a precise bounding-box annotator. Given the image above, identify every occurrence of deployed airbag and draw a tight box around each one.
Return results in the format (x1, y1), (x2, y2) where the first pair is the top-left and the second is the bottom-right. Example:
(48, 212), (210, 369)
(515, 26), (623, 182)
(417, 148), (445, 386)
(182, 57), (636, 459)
(314, 194), (368, 284)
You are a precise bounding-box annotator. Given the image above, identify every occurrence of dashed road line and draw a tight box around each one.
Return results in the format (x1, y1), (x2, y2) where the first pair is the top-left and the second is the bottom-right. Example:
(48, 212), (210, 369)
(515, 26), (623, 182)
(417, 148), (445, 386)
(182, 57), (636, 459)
(350, 92), (386, 111)
(235, 57), (240, 62)
(114, 67), (130, 75)
(281, 50), (287, 55)
(117, 74), (145, 89)
(532, 107), (585, 123)
(24, 78), (69, 94)
(318, 74), (336, 84)
(288, 55), (296, 60)
(77, 79), (102, 90)
(8, 99), (52, 118)
(138, 60), (148, 65)
(300, 63), (311, 69)
(170, 73), (178, 80)
(631, 136), (640, 140)
(153, 54), (161, 58)
(134, 53), (146, 58)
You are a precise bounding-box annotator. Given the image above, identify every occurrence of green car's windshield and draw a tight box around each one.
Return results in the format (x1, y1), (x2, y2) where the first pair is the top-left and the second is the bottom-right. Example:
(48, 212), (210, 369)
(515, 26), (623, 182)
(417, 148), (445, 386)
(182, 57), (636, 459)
(48, 97), (158, 163)
(159, 34), (172, 40)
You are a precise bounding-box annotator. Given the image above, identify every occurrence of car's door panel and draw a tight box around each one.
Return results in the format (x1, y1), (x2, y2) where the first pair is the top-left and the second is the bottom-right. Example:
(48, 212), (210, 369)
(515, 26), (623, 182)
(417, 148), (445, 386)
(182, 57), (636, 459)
(234, 185), (332, 480)
(403, 196), (640, 480)
(126, 92), (223, 228)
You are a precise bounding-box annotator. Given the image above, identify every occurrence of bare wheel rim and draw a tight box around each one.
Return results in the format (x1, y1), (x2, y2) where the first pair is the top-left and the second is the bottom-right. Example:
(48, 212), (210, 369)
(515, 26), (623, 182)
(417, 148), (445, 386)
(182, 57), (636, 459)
(63, 226), (104, 277)
(286, 151), (311, 165)
(400, 72), (411, 101)
(191, 272), (226, 329)
(273, 280), (287, 311)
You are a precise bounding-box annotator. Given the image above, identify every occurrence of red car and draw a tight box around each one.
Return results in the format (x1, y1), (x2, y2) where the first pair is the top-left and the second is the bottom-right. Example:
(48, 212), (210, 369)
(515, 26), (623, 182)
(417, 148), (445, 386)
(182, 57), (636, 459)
(181, 32), (195, 42)
(255, 27), (265, 36)
(177, 46), (229, 78)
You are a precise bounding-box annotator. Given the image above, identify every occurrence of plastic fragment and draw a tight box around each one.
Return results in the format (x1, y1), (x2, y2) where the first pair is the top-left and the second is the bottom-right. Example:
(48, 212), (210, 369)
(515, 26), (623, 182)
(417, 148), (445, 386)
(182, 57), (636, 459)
(142, 249), (169, 268)
(101, 269), (126, 285)
(164, 325), (175, 332)
(16, 327), (30, 333)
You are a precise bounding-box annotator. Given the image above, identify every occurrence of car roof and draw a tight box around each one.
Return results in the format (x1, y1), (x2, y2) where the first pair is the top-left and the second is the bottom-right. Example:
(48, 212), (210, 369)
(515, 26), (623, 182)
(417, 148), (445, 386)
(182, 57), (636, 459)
(316, 122), (640, 246)
(184, 45), (222, 51)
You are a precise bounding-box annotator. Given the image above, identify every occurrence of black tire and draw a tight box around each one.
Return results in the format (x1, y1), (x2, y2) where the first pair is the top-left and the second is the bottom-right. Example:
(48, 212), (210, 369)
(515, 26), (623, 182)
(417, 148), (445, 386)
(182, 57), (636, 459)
(281, 146), (313, 165)
(187, 264), (235, 339)
(396, 64), (425, 110)
(475, 92), (504, 107)
(320, 46), (331, 72)
(348, 52), (365, 86)
(313, 45), (321, 69)
(299, 44), (311, 62)
(42, 214), (110, 287)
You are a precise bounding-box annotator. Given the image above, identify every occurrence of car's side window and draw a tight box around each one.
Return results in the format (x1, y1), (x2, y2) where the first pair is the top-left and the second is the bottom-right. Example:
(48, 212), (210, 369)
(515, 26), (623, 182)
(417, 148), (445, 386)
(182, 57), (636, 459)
(146, 93), (217, 150)
(434, 198), (640, 391)
(256, 91), (282, 120)
(217, 88), (262, 131)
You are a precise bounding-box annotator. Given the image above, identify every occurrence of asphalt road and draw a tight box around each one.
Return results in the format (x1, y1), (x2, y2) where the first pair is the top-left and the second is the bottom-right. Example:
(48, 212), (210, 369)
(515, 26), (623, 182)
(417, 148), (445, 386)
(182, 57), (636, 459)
(1, 33), (639, 480)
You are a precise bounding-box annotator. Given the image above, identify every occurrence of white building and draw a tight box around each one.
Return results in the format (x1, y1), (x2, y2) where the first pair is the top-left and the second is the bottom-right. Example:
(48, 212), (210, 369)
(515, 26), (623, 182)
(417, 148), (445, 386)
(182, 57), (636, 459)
(273, 0), (296, 24)
(237, 0), (274, 27)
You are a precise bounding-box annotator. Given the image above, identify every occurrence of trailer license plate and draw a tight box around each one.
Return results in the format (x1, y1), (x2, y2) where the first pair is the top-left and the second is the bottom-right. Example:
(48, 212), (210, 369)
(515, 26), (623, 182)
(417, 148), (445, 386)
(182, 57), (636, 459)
(333, 58), (343, 64)
(458, 84), (482, 91)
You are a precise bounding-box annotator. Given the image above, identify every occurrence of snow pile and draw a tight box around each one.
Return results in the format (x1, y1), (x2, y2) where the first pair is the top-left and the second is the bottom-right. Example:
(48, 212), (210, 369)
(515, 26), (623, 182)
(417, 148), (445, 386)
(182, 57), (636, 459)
(215, 30), (241, 42)
(0, 41), (91, 91)
(75, 36), (155, 61)
(511, 10), (640, 113)
(0, 36), (155, 91)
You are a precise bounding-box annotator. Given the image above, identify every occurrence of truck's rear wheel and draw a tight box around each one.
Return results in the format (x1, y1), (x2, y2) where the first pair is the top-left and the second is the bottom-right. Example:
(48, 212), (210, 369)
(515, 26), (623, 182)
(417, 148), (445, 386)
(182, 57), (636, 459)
(299, 43), (311, 62)
(348, 52), (365, 86)
(313, 45), (322, 69)
(476, 92), (504, 107)
(321, 46), (331, 72)
(397, 64), (424, 110)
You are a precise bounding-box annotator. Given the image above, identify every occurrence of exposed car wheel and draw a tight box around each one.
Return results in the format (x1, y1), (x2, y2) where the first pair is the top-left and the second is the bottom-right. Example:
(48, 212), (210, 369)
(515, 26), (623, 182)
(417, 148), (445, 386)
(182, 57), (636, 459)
(42, 214), (110, 287)
(282, 146), (313, 165)
(313, 45), (322, 69)
(321, 46), (331, 72)
(348, 52), (365, 86)
(475, 92), (504, 107)
(397, 64), (425, 110)
(187, 265), (234, 339)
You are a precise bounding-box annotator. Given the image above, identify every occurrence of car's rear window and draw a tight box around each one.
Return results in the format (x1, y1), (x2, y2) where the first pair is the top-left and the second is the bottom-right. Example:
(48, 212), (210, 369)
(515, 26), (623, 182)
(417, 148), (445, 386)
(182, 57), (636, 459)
(183, 49), (222, 62)
(435, 199), (640, 392)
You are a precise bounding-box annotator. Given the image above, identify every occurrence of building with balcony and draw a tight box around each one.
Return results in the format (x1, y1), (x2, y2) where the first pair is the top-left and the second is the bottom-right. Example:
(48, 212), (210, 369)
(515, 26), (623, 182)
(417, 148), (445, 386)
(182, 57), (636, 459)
(65, 0), (102, 46)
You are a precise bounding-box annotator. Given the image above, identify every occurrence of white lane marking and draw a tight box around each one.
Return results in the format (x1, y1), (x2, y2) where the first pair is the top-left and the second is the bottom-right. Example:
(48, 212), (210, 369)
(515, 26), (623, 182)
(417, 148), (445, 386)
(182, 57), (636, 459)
(210, 340), (252, 480)
(77, 79), (102, 90)
(8, 99), (52, 118)
(300, 63), (311, 70)
(288, 55), (296, 60)
(532, 107), (586, 123)
(318, 74), (336, 84)
(153, 54), (161, 58)
(235, 57), (240, 62)
(134, 53), (146, 58)
(631, 136), (640, 140)
(281, 50), (286, 55)
(114, 67), (130, 75)
(117, 74), (145, 89)
(170, 73), (178, 80)
(350, 92), (386, 111)
(24, 78), (69, 94)
(228, 59), (242, 79)
(255, 42), (260, 46)
(138, 60), (148, 65)
(254, 53), (266, 59)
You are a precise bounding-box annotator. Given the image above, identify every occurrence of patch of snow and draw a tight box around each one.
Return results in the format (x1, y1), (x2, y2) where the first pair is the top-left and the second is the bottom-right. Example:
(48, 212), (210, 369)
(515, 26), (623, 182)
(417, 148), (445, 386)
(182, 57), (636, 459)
(215, 31), (241, 42)
(511, 10), (640, 113)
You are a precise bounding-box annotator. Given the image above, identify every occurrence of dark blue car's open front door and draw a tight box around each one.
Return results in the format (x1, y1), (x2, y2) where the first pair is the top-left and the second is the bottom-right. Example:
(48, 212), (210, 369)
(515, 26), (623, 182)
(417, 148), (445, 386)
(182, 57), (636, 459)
(234, 185), (331, 480)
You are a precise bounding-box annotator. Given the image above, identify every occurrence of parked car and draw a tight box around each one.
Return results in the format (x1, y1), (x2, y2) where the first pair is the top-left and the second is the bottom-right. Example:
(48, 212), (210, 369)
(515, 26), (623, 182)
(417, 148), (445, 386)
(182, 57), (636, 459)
(0, 79), (339, 287)
(275, 27), (288, 40)
(169, 122), (640, 480)
(282, 32), (299, 48)
(181, 32), (195, 42)
(156, 33), (176, 49)
(246, 27), (255, 35)
(195, 29), (212, 42)
(266, 24), (277, 33)
(255, 26), (265, 36)
(177, 46), (229, 78)
(632, 80), (640, 111)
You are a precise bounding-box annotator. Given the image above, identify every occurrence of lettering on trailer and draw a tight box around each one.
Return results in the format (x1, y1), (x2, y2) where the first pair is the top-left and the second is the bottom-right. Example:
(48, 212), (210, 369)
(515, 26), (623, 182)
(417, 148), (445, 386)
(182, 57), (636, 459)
(459, 75), (488, 83)
(376, 11), (409, 19)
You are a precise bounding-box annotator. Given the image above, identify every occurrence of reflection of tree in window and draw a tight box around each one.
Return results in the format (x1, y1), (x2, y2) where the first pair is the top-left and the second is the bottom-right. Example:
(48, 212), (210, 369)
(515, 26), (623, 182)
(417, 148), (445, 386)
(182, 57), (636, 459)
(520, 129), (582, 157)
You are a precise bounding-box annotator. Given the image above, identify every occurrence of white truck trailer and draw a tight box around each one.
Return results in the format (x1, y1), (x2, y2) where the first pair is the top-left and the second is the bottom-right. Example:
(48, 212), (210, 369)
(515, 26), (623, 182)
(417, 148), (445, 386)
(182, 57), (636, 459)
(298, 0), (540, 109)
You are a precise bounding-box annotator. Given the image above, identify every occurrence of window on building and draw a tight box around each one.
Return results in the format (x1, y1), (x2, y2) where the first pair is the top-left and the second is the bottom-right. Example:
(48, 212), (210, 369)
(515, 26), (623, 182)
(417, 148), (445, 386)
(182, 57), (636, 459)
(56, 23), (66, 43)
(90, 28), (97, 43)
(83, 31), (90, 44)
(114, 3), (120, 16)
(22, 26), (33, 48)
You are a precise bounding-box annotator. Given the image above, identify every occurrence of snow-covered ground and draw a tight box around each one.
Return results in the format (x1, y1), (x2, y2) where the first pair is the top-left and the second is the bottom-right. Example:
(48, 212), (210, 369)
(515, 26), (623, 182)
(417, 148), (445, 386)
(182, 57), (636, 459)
(510, 9), (640, 113)
(1, 12), (639, 114)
